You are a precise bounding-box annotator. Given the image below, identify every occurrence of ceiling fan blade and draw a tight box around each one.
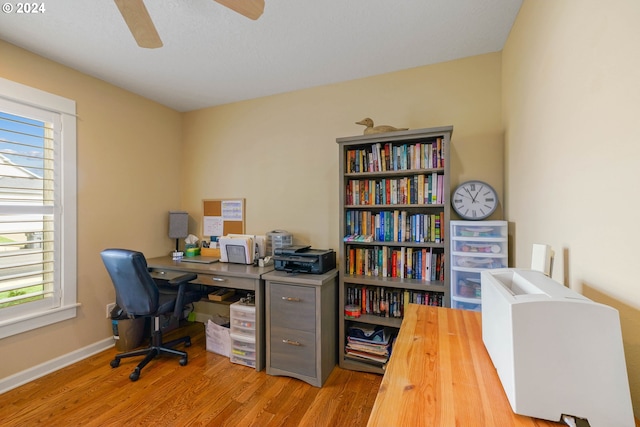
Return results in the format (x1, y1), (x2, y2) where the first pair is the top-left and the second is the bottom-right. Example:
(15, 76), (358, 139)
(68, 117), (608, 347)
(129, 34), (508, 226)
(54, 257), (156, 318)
(214, 0), (265, 20)
(114, 0), (163, 48)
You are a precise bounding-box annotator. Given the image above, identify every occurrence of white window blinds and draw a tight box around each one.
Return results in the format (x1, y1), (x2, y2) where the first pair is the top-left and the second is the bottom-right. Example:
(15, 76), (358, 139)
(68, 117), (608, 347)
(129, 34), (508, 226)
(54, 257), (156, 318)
(0, 77), (77, 338)
(0, 109), (57, 310)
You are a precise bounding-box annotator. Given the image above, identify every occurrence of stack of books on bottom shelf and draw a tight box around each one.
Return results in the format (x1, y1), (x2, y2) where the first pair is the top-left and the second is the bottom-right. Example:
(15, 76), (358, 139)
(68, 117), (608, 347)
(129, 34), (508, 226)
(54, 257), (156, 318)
(344, 323), (395, 369)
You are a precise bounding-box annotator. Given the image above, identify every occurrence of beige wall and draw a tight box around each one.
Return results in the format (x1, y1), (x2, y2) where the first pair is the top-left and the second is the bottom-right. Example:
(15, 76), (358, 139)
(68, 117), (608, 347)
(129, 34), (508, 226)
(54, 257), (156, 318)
(0, 40), (183, 379)
(503, 0), (640, 414)
(182, 52), (505, 254)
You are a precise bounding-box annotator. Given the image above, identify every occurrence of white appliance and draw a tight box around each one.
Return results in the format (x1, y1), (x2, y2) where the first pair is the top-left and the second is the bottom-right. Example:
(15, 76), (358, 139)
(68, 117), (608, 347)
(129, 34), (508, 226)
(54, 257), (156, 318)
(481, 268), (634, 427)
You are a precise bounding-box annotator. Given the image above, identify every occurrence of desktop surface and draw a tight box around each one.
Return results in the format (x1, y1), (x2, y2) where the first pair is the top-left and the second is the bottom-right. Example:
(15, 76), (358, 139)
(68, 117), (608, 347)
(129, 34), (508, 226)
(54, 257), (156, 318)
(147, 255), (274, 281)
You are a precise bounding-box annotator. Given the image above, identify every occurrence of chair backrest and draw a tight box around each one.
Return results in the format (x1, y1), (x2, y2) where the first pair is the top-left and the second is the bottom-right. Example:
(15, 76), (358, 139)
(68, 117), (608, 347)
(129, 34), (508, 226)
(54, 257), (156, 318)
(101, 249), (159, 317)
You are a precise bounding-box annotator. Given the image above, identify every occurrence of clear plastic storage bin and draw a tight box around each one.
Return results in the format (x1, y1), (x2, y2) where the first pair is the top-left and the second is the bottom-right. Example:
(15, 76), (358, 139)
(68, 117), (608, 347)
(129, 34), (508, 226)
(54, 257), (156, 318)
(230, 300), (256, 338)
(452, 271), (482, 299)
(452, 239), (507, 254)
(452, 253), (507, 269)
(230, 302), (256, 322)
(230, 353), (257, 368)
(450, 220), (508, 311)
(230, 332), (256, 367)
(451, 222), (507, 239)
(451, 299), (482, 312)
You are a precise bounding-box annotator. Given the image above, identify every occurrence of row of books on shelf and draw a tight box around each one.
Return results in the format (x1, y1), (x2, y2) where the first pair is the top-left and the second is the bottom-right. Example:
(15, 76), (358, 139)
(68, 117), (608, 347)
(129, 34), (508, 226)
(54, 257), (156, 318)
(345, 173), (444, 206)
(345, 245), (445, 282)
(345, 138), (444, 174)
(345, 210), (444, 244)
(344, 324), (395, 368)
(346, 286), (445, 319)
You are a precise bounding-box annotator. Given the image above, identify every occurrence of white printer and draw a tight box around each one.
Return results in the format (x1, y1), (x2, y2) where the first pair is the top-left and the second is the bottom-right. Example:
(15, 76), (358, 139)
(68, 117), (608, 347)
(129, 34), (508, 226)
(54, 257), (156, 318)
(481, 268), (634, 427)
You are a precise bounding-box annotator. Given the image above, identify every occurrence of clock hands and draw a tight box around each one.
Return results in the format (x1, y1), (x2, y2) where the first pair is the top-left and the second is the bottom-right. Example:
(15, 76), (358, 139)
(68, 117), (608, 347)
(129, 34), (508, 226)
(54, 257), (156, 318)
(462, 187), (475, 201)
(463, 185), (485, 204)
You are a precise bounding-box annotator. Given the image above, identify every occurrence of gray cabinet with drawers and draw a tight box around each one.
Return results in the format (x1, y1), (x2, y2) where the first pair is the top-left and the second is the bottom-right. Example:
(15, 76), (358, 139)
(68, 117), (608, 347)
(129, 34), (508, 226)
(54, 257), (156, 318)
(263, 269), (338, 387)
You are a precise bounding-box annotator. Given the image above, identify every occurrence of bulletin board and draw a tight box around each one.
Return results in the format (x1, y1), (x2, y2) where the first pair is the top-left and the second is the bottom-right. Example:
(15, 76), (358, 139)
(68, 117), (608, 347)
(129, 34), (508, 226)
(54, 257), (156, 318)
(202, 198), (245, 238)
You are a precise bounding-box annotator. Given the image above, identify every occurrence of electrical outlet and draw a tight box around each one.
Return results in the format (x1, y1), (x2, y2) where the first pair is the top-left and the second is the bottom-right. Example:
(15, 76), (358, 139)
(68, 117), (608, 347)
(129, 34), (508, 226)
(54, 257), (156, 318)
(106, 302), (116, 319)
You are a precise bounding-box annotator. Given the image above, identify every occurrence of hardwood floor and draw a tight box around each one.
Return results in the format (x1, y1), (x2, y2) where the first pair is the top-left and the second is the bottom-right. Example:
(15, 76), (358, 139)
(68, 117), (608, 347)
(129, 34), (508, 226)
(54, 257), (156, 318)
(0, 322), (382, 427)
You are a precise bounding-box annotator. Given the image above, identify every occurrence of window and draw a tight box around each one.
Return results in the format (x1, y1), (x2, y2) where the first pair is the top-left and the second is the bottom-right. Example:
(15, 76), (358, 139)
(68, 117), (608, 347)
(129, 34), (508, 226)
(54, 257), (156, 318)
(0, 77), (77, 339)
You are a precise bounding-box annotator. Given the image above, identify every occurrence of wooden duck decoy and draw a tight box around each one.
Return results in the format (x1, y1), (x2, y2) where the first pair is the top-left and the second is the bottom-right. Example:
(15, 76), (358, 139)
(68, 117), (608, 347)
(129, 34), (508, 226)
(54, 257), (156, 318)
(356, 118), (409, 135)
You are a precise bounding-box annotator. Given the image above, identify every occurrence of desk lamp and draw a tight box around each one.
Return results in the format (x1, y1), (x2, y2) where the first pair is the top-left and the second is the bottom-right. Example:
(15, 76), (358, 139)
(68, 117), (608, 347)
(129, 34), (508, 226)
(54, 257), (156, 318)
(168, 211), (188, 252)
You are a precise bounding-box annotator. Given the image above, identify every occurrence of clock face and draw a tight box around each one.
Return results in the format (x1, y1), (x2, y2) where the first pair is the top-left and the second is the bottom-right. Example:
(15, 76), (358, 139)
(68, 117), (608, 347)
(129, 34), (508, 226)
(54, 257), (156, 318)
(452, 181), (498, 220)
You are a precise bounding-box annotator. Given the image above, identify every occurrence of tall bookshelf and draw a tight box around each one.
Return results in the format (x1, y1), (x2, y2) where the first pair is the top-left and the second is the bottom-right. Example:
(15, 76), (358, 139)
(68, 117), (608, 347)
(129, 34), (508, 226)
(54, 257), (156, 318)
(336, 126), (453, 374)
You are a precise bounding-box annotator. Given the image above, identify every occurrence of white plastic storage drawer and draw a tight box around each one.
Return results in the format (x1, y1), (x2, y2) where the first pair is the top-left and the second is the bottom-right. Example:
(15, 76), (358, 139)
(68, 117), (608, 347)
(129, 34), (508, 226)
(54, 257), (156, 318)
(230, 332), (256, 367)
(452, 298), (482, 312)
(451, 270), (482, 299)
(230, 301), (256, 321)
(230, 302), (256, 322)
(230, 353), (256, 368)
(451, 222), (507, 239)
(452, 239), (507, 255)
(450, 220), (508, 312)
(452, 253), (507, 269)
(230, 316), (256, 333)
(230, 301), (256, 338)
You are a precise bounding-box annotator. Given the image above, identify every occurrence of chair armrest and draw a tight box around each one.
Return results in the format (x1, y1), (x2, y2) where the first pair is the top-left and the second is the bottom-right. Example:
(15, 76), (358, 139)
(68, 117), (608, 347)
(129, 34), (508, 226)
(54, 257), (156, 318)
(166, 273), (197, 318)
(168, 273), (197, 286)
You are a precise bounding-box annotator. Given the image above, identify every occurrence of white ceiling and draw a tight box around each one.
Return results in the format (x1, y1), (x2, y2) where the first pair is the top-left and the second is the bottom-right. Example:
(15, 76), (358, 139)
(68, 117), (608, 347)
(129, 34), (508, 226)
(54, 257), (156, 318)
(0, 0), (522, 112)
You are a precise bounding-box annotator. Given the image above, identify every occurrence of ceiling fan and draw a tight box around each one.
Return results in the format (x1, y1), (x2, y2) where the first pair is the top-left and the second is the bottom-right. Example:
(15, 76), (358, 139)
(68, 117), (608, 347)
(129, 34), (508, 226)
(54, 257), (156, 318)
(114, 0), (265, 49)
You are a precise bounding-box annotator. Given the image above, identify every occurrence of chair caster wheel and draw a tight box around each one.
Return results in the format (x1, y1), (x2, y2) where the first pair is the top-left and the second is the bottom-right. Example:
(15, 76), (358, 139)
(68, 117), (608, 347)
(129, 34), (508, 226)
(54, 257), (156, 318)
(179, 357), (188, 366)
(110, 359), (120, 368)
(185, 340), (191, 347)
(129, 369), (140, 381)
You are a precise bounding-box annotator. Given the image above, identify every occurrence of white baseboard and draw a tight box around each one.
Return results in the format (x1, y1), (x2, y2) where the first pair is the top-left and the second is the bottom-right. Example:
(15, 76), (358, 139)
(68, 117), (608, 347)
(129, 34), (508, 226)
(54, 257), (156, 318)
(0, 338), (114, 395)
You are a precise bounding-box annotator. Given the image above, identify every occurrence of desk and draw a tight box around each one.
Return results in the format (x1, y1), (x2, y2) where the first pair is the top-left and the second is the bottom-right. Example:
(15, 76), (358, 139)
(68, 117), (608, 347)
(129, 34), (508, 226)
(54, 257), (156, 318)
(146, 256), (274, 371)
(367, 305), (563, 427)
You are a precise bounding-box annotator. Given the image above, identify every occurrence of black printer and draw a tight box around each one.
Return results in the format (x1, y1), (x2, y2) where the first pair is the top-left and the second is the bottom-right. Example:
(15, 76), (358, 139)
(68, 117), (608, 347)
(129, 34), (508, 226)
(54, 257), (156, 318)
(273, 245), (336, 274)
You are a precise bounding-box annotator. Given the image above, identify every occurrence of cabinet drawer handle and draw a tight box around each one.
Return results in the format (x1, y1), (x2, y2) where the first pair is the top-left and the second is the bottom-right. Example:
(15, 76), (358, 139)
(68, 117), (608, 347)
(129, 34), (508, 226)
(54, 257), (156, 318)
(282, 339), (302, 346)
(211, 277), (226, 282)
(281, 297), (301, 302)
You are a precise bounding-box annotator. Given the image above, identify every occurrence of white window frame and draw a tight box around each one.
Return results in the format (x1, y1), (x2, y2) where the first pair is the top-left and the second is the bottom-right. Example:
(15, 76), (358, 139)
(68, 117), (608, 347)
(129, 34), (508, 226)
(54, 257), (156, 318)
(0, 77), (78, 339)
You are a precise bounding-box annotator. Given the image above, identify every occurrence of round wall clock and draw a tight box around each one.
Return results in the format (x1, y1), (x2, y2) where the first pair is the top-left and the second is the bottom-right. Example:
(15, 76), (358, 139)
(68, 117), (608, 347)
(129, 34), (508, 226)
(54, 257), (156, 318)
(451, 180), (498, 220)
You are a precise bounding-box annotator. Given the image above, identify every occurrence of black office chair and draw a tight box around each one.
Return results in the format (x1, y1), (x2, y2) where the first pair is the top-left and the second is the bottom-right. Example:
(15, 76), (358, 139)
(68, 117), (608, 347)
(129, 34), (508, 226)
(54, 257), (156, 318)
(101, 248), (202, 381)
